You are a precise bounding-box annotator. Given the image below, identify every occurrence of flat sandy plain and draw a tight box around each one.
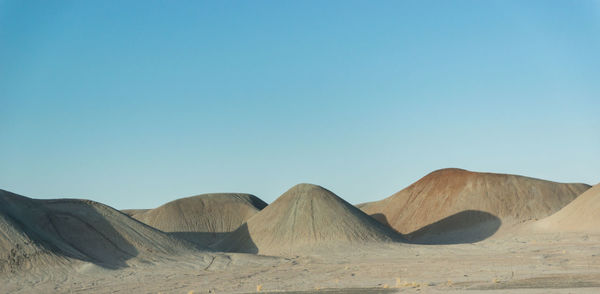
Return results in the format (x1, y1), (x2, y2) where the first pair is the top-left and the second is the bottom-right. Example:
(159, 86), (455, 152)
(3, 229), (600, 293)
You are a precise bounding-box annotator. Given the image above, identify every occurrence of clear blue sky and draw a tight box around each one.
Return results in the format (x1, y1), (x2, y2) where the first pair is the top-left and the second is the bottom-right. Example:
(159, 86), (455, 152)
(1, 0), (599, 209)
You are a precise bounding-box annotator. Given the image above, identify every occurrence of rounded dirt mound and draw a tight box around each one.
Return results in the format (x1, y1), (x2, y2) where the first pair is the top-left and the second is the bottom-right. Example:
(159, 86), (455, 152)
(0, 189), (197, 272)
(131, 193), (267, 246)
(534, 183), (600, 232)
(216, 183), (401, 256)
(360, 168), (590, 243)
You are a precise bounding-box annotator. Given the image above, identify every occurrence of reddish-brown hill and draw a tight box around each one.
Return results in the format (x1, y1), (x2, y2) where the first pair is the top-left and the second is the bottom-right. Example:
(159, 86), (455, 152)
(360, 168), (589, 243)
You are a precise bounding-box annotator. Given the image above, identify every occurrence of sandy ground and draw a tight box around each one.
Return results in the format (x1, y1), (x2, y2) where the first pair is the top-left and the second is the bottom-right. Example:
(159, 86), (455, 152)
(3, 230), (600, 293)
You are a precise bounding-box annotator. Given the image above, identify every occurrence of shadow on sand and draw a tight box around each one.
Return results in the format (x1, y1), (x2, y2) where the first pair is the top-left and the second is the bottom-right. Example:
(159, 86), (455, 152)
(212, 223), (259, 254)
(168, 232), (231, 248)
(372, 210), (501, 245)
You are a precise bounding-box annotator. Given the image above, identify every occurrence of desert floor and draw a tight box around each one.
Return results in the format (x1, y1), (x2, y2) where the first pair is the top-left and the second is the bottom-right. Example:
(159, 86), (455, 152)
(3, 229), (600, 293)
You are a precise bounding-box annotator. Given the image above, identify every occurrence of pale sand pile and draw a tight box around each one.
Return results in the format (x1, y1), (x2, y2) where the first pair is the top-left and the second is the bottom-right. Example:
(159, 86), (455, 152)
(130, 193), (267, 246)
(360, 168), (589, 243)
(0, 189), (199, 272)
(533, 183), (600, 232)
(216, 183), (401, 256)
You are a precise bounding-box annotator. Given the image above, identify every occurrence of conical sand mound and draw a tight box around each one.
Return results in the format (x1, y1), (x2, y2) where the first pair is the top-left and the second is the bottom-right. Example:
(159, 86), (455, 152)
(534, 183), (600, 232)
(216, 184), (400, 256)
(360, 168), (590, 243)
(0, 189), (197, 272)
(131, 193), (267, 246)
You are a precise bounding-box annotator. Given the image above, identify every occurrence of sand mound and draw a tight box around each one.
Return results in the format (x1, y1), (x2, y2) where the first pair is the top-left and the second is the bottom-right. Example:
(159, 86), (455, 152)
(360, 168), (590, 243)
(131, 193), (267, 246)
(0, 189), (197, 272)
(0, 208), (67, 273)
(534, 183), (600, 232)
(216, 183), (400, 256)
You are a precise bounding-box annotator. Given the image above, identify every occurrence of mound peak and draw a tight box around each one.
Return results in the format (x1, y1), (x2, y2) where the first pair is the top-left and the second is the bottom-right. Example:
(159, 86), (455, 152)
(278, 183), (336, 199)
(216, 183), (400, 256)
(360, 168), (590, 243)
(425, 167), (470, 175)
(131, 193), (267, 246)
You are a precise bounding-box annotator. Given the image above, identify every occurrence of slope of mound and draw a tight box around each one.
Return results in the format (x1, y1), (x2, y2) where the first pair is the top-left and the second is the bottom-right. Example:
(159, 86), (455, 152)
(360, 168), (590, 243)
(132, 193), (267, 246)
(534, 183), (600, 232)
(216, 184), (400, 256)
(0, 209), (69, 273)
(0, 189), (198, 272)
(121, 209), (149, 218)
